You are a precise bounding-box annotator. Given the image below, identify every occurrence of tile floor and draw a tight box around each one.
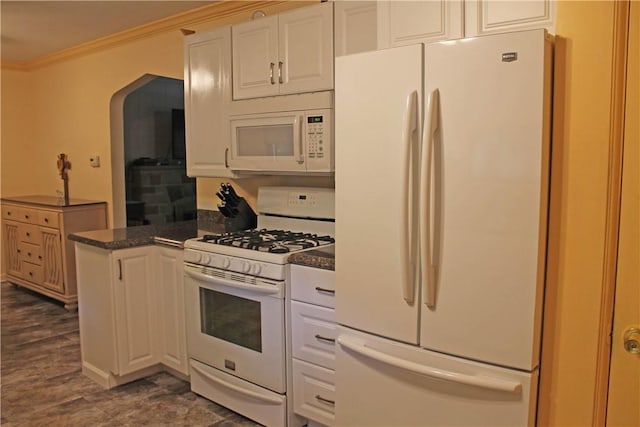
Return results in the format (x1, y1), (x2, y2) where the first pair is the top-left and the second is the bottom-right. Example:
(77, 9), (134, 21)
(0, 282), (260, 426)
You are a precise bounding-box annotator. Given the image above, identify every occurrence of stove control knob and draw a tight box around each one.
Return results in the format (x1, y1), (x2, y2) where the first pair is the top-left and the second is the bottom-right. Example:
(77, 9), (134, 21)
(201, 254), (212, 265)
(221, 257), (231, 269)
(252, 264), (262, 275)
(189, 252), (202, 263)
(241, 261), (251, 273)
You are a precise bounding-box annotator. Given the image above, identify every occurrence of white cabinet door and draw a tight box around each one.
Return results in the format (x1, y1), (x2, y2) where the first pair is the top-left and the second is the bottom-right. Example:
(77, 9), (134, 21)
(377, 0), (463, 49)
(335, 0), (378, 56)
(113, 246), (158, 376)
(278, 2), (334, 95)
(465, 0), (556, 37)
(231, 2), (333, 100)
(155, 246), (188, 376)
(232, 16), (279, 99)
(184, 27), (236, 177)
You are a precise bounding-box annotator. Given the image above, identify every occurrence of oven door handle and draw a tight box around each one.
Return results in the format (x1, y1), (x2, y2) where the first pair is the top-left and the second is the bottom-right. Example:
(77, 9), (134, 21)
(190, 362), (283, 405)
(185, 267), (280, 295)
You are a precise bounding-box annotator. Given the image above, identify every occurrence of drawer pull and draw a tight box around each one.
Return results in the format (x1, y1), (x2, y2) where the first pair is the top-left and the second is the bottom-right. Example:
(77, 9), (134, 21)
(27, 252), (32, 257)
(17, 249), (21, 254)
(314, 334), (336, 344)
(24, 214), (29, 220)
(26, 232), (31, 237)
(315, 395), (335, 406)
(28, 272), (33, 277)
(38, 255), (42, 260)
(7, 211), (11, 216)
(315, 286), (335, 295)
(44, 218), (49, 223)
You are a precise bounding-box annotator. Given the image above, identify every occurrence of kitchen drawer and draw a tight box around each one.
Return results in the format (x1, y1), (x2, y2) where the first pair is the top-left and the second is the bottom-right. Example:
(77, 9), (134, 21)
(22, 262), (44, 284)
(20, 223), (41, 245)
(290, 265), (335, 308)
(291, 301), (336, 370)
(37, 211), (59, 228)
(19, 242), (42, 265)
(292, 358), (335, 426)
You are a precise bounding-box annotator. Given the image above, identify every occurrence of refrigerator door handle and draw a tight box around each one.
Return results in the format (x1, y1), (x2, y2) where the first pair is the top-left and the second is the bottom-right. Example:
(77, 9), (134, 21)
(338, 335), (522, 394)
(401, 90), (418, 304)
(420, 89), (440, 308)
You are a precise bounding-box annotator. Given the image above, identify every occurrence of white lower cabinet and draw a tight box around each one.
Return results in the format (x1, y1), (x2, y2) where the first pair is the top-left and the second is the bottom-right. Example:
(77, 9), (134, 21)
(75, 243), (188, 389)
(290, 265), (336, 427)
(112, 246), (157, 376)
(155, 246), (189, 376)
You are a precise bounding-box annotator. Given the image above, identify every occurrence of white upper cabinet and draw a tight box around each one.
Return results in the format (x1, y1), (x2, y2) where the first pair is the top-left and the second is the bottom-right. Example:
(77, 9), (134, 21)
(377, 0), (464, 49)
(232, 2), (334, 100)
(465, 0), (556, 37)
(184, 27), (236, 178)
(334, 1), (378, 56)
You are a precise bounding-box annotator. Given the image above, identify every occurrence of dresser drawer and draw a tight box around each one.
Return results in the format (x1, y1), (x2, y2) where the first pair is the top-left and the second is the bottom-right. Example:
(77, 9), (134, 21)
(19, 242), (43, 265)
(37, 211), (59, 228)
(291, 301), (337, 370)
(2, 205), (21, 221)
(22, 262), (44, 284)
(19, 208), (38, 224)
(292, 359), (335, 426)
(290, 265), (335, 308)
(19, 223), (41, 244)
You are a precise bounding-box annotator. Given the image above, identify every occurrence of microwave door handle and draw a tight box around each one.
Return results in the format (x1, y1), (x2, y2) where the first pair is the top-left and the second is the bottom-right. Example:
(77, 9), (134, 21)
(295, 115), (304, 164)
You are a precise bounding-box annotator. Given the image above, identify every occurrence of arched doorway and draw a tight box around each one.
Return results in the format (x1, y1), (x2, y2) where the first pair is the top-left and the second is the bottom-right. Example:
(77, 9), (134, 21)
(110, 74), (195, 228)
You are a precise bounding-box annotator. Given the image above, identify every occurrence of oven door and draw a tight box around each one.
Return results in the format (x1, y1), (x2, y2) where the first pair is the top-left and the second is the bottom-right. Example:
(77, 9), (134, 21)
(184, 263), (286, 393)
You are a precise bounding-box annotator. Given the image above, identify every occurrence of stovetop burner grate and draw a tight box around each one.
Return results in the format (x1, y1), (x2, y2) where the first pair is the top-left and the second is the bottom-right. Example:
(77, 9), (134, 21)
(201, 229), (335, 254)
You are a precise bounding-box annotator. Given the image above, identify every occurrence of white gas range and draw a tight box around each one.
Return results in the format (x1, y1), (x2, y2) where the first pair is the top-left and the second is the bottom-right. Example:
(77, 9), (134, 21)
(183, 186), (335, 427)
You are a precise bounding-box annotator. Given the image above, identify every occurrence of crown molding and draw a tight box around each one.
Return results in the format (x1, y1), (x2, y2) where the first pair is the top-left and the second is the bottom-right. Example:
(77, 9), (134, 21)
(1, 1), (288, 71)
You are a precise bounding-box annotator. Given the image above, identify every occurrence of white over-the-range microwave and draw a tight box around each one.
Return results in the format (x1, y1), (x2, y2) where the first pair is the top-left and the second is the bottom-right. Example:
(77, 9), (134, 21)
(227, 93), (334, 174)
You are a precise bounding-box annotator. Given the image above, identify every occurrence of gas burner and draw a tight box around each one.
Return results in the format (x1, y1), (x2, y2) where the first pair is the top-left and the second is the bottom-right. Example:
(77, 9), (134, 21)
(200, 229), (335, 254)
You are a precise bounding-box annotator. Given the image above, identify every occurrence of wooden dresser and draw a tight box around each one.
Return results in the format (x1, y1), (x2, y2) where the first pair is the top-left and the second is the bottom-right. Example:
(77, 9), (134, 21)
(1, 196), (107, 310)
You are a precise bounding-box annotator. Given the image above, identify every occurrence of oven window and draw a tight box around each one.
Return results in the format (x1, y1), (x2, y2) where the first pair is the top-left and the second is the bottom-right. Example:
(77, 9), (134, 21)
(199, 288), (262, 353)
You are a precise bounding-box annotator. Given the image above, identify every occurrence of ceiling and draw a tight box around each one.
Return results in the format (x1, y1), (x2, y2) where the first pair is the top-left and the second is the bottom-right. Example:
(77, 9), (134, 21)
(1, 1), (216, 63)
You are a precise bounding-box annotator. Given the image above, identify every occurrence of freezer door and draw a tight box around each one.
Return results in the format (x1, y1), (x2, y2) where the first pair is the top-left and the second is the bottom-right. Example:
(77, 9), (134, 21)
(420, 29), (552, 370)
(335, 45), (423, 344)
(336, 326), (537, 426)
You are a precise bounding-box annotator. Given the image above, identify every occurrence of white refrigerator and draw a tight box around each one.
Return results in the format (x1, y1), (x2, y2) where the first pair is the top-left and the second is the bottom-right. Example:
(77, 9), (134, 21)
(334, 29), (552, 426)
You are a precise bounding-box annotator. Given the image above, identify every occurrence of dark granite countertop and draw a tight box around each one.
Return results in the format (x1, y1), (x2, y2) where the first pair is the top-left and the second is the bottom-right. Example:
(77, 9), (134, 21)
(289, 244), (335, 271)
(69, 211), (227, 250)
(1, 195), (106, 208)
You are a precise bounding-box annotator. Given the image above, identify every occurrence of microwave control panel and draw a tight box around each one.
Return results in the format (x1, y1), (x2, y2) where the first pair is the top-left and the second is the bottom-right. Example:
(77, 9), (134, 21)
(304, 109), (332, 162)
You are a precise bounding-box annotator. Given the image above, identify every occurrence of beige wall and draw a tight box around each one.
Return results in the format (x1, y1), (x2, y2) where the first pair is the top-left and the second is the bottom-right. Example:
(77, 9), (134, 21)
(539, 1), (624, 425)
(0, 1), (325, 224)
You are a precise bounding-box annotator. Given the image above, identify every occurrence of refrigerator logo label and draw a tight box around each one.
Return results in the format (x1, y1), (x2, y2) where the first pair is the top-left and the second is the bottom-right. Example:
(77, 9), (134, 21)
(502, 52), (518, 62)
